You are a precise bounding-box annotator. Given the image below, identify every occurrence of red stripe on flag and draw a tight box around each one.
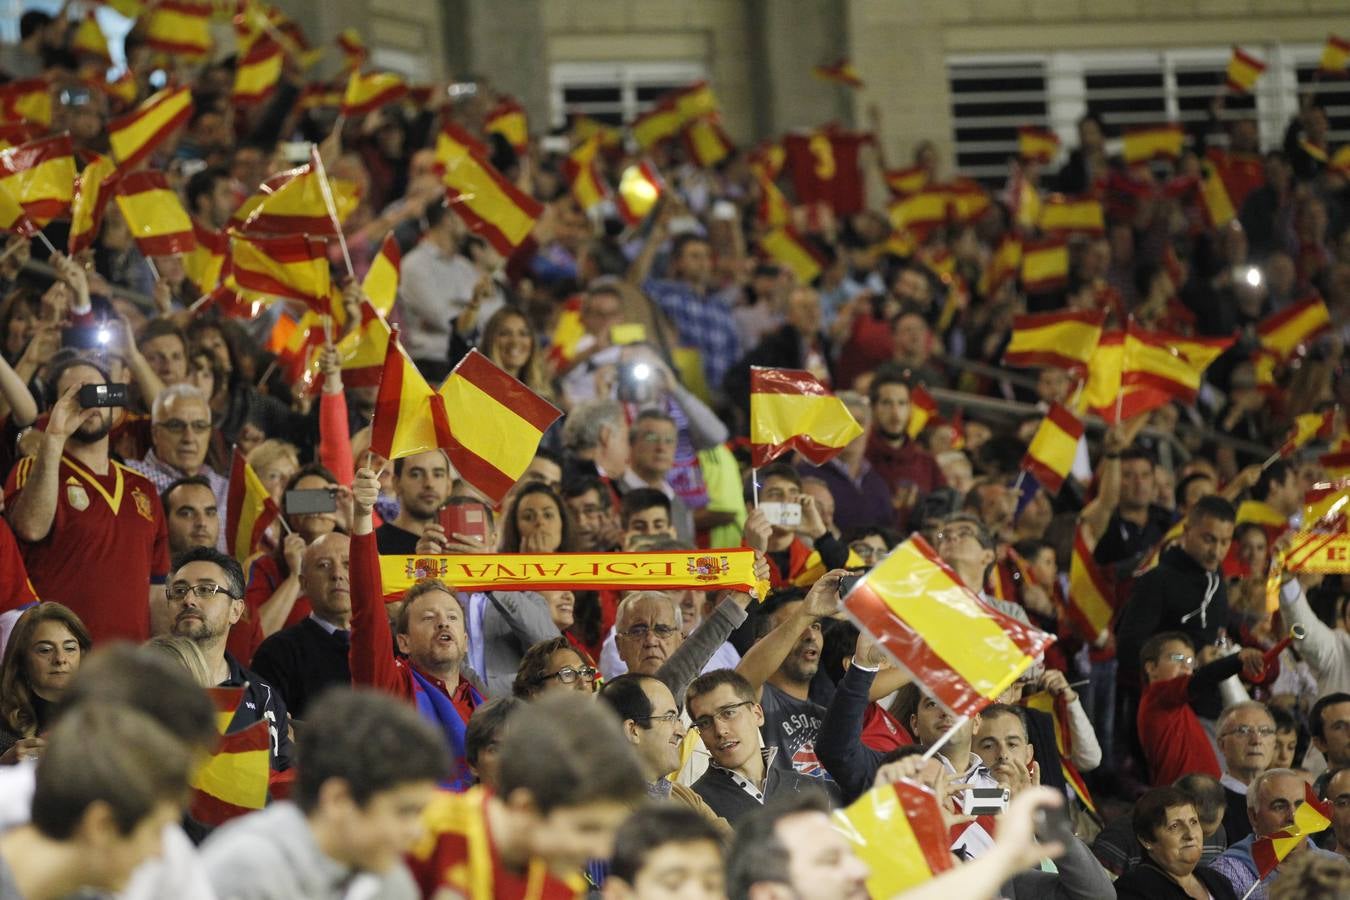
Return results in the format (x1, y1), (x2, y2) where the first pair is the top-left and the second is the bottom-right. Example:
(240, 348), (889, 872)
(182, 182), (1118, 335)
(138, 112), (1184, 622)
(368, 342), (405, 460)
(451, 349), (562, 434)
(750, 366), (833, 397)
(751, 436), (855, 470)
(1023, 457), (1067, 497)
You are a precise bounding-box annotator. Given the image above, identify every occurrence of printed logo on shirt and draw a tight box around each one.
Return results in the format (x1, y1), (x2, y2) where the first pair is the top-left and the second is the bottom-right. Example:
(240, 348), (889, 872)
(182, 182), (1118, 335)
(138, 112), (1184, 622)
(792, 743), (828, 778)
(131, 486), (154, 522)
(66, 481), (89, 512)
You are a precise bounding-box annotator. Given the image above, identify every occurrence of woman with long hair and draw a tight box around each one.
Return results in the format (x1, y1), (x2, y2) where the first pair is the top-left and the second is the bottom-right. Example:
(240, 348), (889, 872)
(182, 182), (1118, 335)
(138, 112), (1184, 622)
(0, 603), (92, 761)
(497, 481), (577, 554)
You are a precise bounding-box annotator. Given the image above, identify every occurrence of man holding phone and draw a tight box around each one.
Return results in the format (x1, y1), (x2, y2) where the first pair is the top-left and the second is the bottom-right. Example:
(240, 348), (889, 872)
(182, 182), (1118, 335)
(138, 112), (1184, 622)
(374, 450), (457, 555)
(751, 463), (850, 588)
(4, 357), (169, 644)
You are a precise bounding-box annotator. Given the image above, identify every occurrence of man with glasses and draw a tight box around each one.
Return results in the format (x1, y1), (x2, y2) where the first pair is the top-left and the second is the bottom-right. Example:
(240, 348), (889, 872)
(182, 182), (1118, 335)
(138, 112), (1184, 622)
(1137, 631), (1264, 787)
(1216, 701), (1278, 844)
(934, 512), (1030, 625)
(599, 674), (730, 834)
(166, 546), (293, 771)
(684, 668), (829, 824)
(622, 410), (694, 543)
(128, 383), (229, 551)
(1211, 768), (1343, 897)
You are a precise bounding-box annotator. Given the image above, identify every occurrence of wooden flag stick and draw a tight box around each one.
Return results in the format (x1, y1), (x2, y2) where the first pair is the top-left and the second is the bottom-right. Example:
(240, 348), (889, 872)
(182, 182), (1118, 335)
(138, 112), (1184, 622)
(920, 714), (970, 762)
(310, 145), (355, 279)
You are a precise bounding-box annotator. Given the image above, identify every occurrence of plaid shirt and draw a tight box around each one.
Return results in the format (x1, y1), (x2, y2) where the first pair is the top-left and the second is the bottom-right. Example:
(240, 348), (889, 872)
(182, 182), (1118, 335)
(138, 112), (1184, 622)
(642, 278), (742, 390)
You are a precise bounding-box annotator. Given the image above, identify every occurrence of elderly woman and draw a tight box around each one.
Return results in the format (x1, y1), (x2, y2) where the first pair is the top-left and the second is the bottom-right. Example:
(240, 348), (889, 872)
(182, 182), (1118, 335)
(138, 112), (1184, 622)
(0, 603), (91, 762)
(1114, 786), (1239, 899)
(512, 637), (598, 700)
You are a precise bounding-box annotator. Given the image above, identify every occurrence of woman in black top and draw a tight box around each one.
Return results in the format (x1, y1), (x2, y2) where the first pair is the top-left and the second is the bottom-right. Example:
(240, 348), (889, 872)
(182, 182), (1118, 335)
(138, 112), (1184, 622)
(1116, 786), (1239, 900)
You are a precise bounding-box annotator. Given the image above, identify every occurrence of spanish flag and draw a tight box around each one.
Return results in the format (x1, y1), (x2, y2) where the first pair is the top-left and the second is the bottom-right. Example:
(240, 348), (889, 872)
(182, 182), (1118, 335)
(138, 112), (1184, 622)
(225, 448), (281, 567)
(433, 122), (490, 172)
(563, 135), (609, 212)
(229, 233), (332, 310)
(0, 123), (34, 151)
(108, 87), (193, 169)
(113, 170), (196, 257)
(571, 114), (623, 151)
(1020, 237), (1069, 293)
(72, 12), (111, 63)
(671, 81), (718, 121)
(750, 367), (863, 468)
(485, 98), (528, 154)
(844, 535), (1055, 717)
(907, 383), (938, 440)
(0, 177), (33, 235)
(67, 151), (118, 254)
(759, 227), (824, 284)
(336, 28), (367, 69)
(299, 82), (342, 112)
(1123, 124), (1185, 165)
(362, 232), (400, 317)
(341, 70), (408, 117)
(1321, 34), (1350, 73)
(631, 100), (682, 150)
(834, 780), (953, 896)
(755, 169), (791, 227)
(1257, 297), (1330, 359)
(813, 59), (864, 88)
(1251, 785), (1332, 880)
(615, 160), (664, 226)
(1018, 126), (1060, 164)
(337, 301), (390, 387)
(0, 134), (75, 228)
(183, 219), (228, 294)
(979, 235), (1022, 298)
(235, 162), (360, 235)
(888, 188), (948, 238)
(435, 350), (563, 504)
(441, 135), (544, 255)
(884, 165), (928, 197)
(103, 71), (138, 109)
(547, 295), (585, 369)
(145, 0), (213, 59)
(370, 335), (442, 460)
(189, 717), (271, 826)
(1198, 159), (1236, 228)
(1122, 327), (1206, 403)
(1039, 194), (1104, 236)
(1022, 404), (1084, 496)
(682, 116), (733, 169)
(1067, 526), (1115, 645)
(1226, 47), (1266, 94)
(0, 80), (50, 128)
(1321, 452), (1350, 481)
(1279, 410), (1336, 458)
(232, 39), (284, 107)
(749, 141), (786, 181)
(1004, 309), (1104, 372)
(946, 178), (991, 224)
(1022, 690), (1097, 813)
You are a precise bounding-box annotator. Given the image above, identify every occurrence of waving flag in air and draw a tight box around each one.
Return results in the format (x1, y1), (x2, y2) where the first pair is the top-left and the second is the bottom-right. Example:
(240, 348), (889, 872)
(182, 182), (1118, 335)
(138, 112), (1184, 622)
(1003, 309), (1103, 373)
(834, 780), (953, 896)
(225, 449), (282, 568)
(749, 367), (863, 468)
(114, 170), (197, 257)
(109, 87), (193, 168)
(1021, 404), (1084, 496)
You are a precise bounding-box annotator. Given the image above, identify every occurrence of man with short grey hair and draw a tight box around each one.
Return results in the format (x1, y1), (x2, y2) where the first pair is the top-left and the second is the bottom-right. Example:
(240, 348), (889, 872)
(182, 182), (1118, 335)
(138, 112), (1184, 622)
(128, 382), (228, 550)
(562, 398), (630, 486)
(1217, 700), (1278, 844)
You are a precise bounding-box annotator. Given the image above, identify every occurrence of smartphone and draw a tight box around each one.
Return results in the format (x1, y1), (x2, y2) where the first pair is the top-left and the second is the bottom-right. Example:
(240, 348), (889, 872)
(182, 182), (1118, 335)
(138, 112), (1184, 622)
(712, 200), (737, 221)
(285, 488), (337, 516)
(617, 361), (657, 404)
(540, 135), (571, 155)
(960, 786), (1010, 816)
(78, 383), (128, 408)
(837, 574), (862, 597)
(609, 323), (647, 345)
(441, 503), (488, 544)
(758, 502), (802, 528)
(1034, 801), (1075, 848)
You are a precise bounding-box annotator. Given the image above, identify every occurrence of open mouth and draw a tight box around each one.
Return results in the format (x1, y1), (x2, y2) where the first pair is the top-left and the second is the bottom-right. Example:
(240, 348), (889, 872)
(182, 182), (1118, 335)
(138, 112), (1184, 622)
(717, 738), (739, 753)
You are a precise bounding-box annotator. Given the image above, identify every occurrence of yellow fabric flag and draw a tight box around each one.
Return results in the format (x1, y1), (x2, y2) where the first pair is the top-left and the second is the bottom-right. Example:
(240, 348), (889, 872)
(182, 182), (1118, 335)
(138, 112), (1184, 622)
(750, 367), (863, 467)
(362, 233), (400, 316)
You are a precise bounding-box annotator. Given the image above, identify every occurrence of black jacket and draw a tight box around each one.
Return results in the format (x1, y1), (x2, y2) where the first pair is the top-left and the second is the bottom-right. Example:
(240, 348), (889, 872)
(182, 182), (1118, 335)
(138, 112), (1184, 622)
(223, 652), (293, 772)
(1116, 545), (1228, 684)
(1114, 860), (1238, 900)
(249, 618), (351, 720)
(722, 324), (835, 418)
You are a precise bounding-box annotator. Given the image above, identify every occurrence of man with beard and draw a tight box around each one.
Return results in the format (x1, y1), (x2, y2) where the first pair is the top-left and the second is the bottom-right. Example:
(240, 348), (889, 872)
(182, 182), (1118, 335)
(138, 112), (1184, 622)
(375, 449), (455, 554)
(864, 371), (946, 528)
(5, 357), (170, 643)
(166, 546), (293, 771)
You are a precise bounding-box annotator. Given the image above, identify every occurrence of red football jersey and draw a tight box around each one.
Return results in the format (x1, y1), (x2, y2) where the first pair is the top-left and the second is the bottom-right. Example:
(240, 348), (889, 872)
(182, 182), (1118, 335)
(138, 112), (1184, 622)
(5, 455), (169, 642)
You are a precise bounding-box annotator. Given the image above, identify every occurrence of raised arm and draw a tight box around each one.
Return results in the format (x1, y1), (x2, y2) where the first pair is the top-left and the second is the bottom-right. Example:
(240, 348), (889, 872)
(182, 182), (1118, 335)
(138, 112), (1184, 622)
(6, 383), (92, 542)
(736, 569), (845, 697)
(348, 467), (404, 693)
(817, 631), (888, 803)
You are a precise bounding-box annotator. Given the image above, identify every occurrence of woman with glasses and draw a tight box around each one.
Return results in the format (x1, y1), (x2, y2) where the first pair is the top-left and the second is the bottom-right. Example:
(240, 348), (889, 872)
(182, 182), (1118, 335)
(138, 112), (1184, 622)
(513, 637), (599, 700)
(0, 603), (90, 763)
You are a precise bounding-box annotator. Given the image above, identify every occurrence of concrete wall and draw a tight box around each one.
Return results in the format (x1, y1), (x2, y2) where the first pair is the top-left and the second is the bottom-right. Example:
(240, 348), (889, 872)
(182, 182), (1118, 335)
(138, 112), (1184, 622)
(849, 0), (1350, 174)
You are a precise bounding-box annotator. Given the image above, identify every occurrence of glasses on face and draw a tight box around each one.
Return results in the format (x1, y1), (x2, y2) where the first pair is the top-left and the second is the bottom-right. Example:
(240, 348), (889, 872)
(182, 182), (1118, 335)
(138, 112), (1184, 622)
(638, 711), (681, 725)
(692, 701), (754, 733)
(167, 582), (237, 601)
(156, 419), (212, 435)
(638, 433), (677, 446)
(849, 541), (882, 561)
(936, 527), (979, 544)
(1166, 653), (1196, 667)
(542, 665), (597, 685)
(1223, 725), (1277, 740)
(617, 624), (679, 641)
